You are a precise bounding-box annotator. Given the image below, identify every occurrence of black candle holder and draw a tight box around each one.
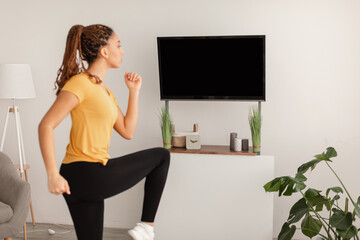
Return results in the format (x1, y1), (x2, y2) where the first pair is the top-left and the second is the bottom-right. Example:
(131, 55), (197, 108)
(241, 139), (249, 151)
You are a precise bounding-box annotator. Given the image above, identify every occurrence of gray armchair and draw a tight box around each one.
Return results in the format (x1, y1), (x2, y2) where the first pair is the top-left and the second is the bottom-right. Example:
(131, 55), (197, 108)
(0, 152), (30, 240)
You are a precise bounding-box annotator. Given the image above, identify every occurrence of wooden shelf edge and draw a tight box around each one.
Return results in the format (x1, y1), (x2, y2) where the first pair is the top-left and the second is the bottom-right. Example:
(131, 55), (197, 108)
(169, 145), (257, 156)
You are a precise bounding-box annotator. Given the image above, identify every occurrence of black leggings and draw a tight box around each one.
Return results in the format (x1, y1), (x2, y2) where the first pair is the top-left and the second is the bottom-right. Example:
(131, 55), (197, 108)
(59, 147), (171, 240)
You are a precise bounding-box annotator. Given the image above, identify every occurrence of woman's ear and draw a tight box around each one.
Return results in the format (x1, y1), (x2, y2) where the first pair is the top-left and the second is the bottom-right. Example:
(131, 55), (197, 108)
(99, 46), (109, 59)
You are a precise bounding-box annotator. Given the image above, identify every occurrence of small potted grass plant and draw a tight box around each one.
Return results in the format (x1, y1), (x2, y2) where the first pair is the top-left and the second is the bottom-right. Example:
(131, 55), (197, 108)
(249, 105), (261, 154)
(159, 106), (173, 149)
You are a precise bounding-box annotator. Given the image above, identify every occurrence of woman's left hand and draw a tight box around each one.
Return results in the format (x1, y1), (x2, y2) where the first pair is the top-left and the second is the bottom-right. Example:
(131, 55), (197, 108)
(124, 72), (142, 92)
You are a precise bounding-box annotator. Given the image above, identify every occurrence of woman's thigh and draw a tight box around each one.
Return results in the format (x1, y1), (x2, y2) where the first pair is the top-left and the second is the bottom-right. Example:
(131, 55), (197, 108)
(60, 147), (170, 201)
(100, 147), (170, 199)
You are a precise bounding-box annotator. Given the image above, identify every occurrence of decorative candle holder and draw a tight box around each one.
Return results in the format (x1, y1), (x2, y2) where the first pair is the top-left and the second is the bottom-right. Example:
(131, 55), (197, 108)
(242, 139), (249, 151)
(230, 132), (237, 150)
(234, 137), (242, 152)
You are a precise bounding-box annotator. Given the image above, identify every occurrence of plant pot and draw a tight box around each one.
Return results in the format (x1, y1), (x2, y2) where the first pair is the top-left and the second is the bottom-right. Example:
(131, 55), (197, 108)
(163, 142), (172, 149)
(252, 144), (261, 153)
(251, 135), (261, 153)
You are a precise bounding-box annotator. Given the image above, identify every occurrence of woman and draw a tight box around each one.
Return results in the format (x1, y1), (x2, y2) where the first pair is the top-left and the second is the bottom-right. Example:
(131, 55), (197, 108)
(38, 24), (170, 240)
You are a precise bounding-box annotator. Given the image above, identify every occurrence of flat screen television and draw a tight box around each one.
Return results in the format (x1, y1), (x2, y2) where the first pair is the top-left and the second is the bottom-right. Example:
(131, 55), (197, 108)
(157, 35), (265, 101)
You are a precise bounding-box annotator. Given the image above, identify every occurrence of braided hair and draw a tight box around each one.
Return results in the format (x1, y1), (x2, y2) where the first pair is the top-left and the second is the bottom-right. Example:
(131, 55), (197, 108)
(54, 24), (114, 96)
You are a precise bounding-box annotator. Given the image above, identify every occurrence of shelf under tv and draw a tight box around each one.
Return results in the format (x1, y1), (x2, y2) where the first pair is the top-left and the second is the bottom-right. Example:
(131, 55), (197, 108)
(169, 144), (257, 156)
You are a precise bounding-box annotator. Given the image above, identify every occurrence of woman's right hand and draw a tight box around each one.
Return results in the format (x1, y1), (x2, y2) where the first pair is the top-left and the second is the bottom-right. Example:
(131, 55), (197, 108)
(124, 72), (142, 92)
(48, 173), (71, 195)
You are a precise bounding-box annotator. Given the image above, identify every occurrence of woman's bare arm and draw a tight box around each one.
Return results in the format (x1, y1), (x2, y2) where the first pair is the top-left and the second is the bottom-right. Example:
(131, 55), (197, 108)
(38, 90), (79, 195)
(113, 72), (141, 139)
(113, 89), (139, 140)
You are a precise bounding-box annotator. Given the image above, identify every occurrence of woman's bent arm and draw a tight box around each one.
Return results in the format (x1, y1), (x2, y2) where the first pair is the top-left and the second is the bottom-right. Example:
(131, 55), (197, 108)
(113, 89), (139, 140)
(38, 90), (79, 195)
(124, 89), (139, 138)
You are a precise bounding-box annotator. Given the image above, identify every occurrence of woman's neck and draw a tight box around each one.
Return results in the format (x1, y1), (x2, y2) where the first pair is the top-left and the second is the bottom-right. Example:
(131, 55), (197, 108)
(86, 62), (108, 83)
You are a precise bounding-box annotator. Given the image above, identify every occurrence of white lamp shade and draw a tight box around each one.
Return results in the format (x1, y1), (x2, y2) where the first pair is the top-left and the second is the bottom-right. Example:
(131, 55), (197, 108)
(0, 64), (36, 99)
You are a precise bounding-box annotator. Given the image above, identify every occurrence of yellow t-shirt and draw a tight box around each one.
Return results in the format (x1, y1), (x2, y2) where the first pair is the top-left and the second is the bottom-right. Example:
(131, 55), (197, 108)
(61, 72), (118, 166)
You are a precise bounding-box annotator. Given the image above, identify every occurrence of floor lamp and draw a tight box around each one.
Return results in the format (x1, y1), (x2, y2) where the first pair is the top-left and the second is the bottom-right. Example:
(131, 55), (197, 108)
(0, 64), (36, 234)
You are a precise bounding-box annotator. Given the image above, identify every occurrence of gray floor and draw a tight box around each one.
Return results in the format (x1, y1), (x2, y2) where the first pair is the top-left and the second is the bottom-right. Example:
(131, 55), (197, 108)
(11, 222), (280, 240)
(11, 222), (132, 240)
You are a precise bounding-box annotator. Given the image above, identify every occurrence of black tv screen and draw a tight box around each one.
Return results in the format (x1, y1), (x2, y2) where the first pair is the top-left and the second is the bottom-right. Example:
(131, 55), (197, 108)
(157, 35), (265, 101)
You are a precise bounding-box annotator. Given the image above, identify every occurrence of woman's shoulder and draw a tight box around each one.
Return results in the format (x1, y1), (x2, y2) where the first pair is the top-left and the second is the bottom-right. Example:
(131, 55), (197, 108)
(62, 73), (96, 94)
(68, 72), (93, 82)
(65, 72), (95, 86)
(61, 73), (95, 102)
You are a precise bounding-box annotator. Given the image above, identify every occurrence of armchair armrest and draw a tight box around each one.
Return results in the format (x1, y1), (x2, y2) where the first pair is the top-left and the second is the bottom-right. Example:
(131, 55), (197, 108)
(0, 152), (31, 238)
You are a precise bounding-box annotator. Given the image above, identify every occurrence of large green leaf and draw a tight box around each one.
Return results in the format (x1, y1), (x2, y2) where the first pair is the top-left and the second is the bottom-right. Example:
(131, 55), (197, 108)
(307, 195), (327, 207)
(332, 195), (340, 201)
(295, 172), (307, 182)
(337, 225), (358, 239)
(279, 178), (291, 196)
(297, 148), (336, 174)
(305, 188), (322, 198)
(297, 159), (321, 174)
(325, 147), (337, 158)
(263, 178), (281, 192)
(301, 213), (322, 238)
(287, 198), (309, 224)
(313, 148), (336, 162)
(326, 186), (343, 197)
(294, 182), (306, 192)
(330, 210), (352, 230)
(264, 176), (306, 197)
(314, 153), (330, 161)
(304, 188), (328, 212)
(294, 173), (307, 192)
(283, 182), (295, 196)
(278, 222), (296, 240)
(315, 203), (323, 212)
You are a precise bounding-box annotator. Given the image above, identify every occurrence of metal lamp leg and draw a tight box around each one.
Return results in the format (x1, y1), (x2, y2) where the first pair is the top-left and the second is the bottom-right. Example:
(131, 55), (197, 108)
(1, 104), (35, 227)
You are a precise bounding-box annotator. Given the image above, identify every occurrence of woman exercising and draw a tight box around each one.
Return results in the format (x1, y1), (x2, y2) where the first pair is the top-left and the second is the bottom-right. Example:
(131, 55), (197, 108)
(38, 24), (170, 240)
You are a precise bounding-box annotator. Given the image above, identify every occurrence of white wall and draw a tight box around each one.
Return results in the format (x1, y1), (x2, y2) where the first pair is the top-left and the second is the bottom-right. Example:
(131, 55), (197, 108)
(1, 0), (360, 238)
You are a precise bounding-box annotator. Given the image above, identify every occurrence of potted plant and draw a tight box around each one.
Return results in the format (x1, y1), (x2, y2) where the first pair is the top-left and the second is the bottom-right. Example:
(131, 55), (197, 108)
(159, 106), (173, 149)
(264, 147), (360, 240)
(249, 105), (261, 153)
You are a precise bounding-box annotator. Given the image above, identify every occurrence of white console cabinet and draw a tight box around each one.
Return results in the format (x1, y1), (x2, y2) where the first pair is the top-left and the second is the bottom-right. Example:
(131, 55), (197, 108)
(155, 145), (274, 240)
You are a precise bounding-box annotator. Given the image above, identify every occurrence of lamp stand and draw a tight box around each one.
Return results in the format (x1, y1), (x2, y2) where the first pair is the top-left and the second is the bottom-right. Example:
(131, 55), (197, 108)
(0, 99), (35, 227)
(0, 100), (26, 173)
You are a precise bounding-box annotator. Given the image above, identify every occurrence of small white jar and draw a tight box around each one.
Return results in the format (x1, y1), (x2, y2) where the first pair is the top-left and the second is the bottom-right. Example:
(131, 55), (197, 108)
(234, 137), (242, 152)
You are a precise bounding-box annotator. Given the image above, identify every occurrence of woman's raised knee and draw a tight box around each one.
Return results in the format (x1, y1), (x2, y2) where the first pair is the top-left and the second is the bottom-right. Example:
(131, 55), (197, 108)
(154, 147), (170, 163)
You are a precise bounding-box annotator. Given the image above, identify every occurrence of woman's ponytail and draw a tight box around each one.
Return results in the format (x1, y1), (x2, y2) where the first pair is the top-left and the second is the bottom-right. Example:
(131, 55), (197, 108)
(54, 25), (87, 96)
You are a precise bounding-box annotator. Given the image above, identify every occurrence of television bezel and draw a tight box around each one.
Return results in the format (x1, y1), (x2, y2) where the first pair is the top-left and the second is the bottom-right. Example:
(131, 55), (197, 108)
(157, 35), (266, 101)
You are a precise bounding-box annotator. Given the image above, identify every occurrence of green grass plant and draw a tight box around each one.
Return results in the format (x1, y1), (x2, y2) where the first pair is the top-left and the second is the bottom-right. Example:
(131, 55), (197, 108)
(159, 106), (173, 149)
(249, 105), (261, 153)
